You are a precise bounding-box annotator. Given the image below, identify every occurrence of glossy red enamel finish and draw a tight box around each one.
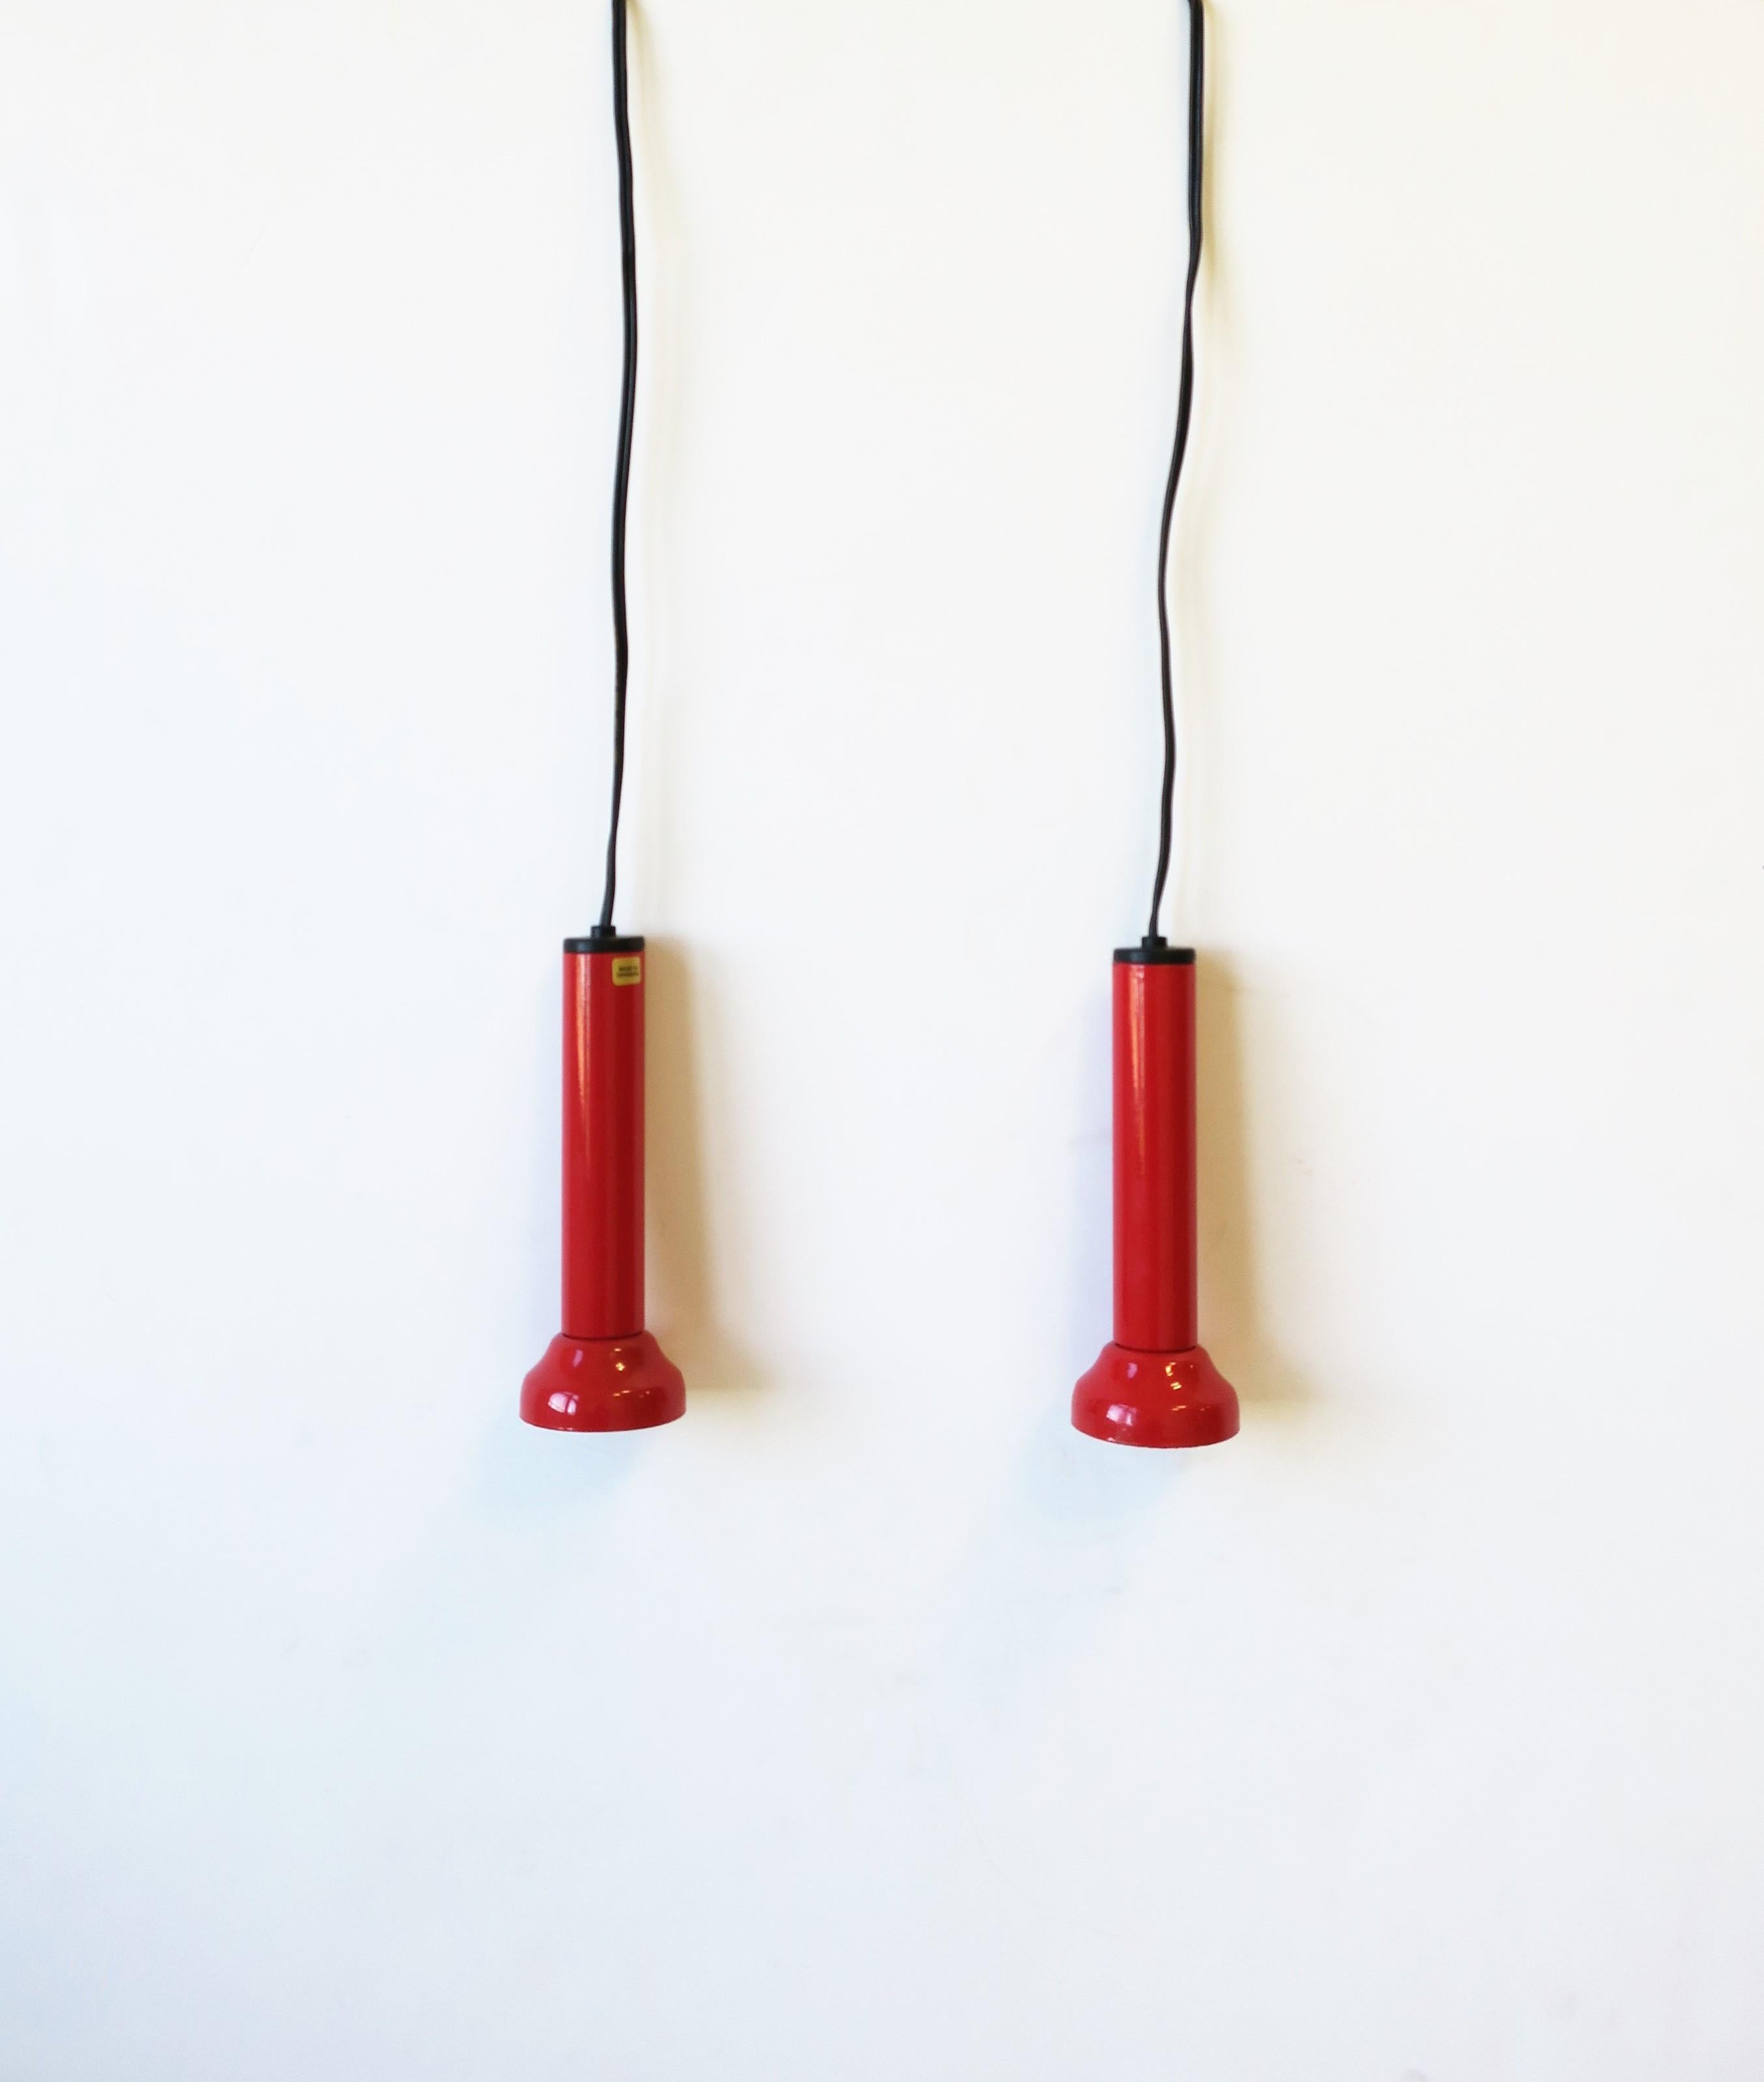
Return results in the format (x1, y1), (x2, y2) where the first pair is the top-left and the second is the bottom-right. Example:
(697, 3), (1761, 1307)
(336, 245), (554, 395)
(1072, 953), (1239, 1450)
(523, 944), (683, 1433)
(562, 948), (644, 1339)
(1071, 1341), (1237, 1449)
(521, 1331), (685, 1433)
(1114, 959), (1199, 1352)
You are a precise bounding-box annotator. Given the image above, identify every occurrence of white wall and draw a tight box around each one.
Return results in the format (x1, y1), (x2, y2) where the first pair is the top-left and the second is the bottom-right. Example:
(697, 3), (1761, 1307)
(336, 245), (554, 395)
(3, 1), (1763, 2075)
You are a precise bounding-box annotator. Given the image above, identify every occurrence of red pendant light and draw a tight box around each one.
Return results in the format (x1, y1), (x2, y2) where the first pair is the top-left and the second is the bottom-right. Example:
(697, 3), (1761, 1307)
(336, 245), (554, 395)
(521, 935), (685, 1433)
(1072, 0), (1237, 1450)
(523, 0), (683, 1433)
(1072, 944), (1237, 1448)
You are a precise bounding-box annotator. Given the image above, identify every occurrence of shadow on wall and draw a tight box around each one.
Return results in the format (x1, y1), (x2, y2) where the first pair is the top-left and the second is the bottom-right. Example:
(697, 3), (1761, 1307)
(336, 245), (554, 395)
(1197, 953), (1312, 1416)
(644, 940), (765, 1400)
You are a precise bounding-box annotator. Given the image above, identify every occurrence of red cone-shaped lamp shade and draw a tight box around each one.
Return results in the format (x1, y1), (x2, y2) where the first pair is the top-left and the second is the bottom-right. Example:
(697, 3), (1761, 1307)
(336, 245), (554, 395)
(1072, 946), (1238, 1449)
(521, 937), (685, 1432)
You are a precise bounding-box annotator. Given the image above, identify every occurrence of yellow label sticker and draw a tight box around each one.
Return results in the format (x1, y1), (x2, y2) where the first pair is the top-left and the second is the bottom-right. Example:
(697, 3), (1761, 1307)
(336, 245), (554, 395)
(611, 956), (642, 987)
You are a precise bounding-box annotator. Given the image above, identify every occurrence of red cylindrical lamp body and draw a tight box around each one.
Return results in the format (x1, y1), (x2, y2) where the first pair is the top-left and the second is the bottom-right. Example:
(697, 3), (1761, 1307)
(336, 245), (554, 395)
(562, 942), (645, 1339)
(521, 938), (685, 1432)
(1072, 948), (1239, 1449)
(1114, 955), (1200, 1354)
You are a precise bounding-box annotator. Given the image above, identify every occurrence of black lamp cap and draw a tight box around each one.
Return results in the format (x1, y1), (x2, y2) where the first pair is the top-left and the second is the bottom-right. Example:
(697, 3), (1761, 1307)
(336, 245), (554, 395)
(1115, 938), (1195, 966)
(565, 932), (646, 955)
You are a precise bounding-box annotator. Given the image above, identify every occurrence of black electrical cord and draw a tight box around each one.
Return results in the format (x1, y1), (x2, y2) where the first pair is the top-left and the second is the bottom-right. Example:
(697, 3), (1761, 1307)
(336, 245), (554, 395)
(1146, 0), (1206, 947)
(590, 1), (1198, 940)
(596, 0), (641, 936)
